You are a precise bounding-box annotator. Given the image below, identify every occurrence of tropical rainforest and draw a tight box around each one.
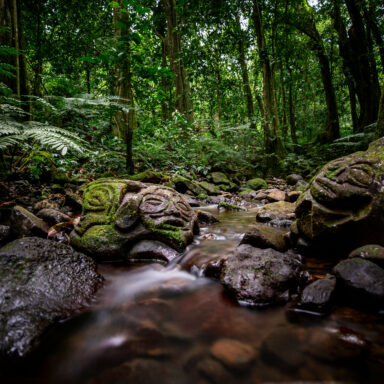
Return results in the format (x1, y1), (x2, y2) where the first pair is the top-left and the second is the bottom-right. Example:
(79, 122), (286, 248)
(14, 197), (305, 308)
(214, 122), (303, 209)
(1, 1), (384, 383)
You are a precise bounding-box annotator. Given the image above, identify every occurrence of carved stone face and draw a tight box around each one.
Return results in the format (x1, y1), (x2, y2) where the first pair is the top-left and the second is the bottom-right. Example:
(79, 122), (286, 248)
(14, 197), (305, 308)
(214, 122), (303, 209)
(295, 138), (384, 255)
(70, 179), (198, 262)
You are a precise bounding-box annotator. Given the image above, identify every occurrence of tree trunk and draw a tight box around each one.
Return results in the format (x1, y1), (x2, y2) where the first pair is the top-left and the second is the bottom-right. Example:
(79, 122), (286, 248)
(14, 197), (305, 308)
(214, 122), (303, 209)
(0, 0), (28, 102)
(160, 40), (169, 120)
(377, 84), (384, 139)
(235, 15), (256, 130)
(162, 0), (193, 123)
(332, 0), (380, 130)
(113, 2), (136, 174)
(287, 65), (298, 145)
(252, 0), (285, 172)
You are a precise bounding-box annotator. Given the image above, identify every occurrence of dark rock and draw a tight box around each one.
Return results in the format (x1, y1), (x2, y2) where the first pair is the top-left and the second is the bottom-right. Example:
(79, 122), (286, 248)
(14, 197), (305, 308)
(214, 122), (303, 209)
(172, 174), (205, 196)
(287, 191), (302, 203)
(197, 211), (220, 226)
(349, 244), (384, 268)
(295, 137), (384, 255)
(129, 240), (180, 263)
(36, 208), (71, 226)
(0, 237), (102, 356)
(333, 258), (384, 304)
(220, 244), (301, 306)
(10, 205), (50, 237)
(0, 225), (11, 246)
(196, 358), (235, 384)
(294, 179), (308, 191)
(297, 274), (336, 313)
(240, 223), (288, 252)
(65, 191), (83, 210)
(210, 339), (256, 371)
(70, 179), (199, 262)
(286, 174), (303, 186)
(184, 195), (200, 207)
(199, 181), (220, 195)
(207, 195), (228, 205)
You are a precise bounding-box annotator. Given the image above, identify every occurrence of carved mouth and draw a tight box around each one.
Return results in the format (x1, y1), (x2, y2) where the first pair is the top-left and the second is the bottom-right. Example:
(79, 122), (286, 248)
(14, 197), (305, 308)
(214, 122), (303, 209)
(162, 218), (185, 227)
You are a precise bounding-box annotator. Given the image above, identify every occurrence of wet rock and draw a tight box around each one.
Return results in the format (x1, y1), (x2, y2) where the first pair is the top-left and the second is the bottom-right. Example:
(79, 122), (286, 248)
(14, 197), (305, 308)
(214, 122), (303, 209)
(197, 211), (220, 226)
(220, 244), (301, 306)
(295, 137), (384, 255)
(0, 237), (102, 356)
(33, 199), (60, 212)
(295, 179), (308, 191)
(211, 172), (231, 186)
(286, 174), (303, 186)
(287, 191), (302, 203)
(199, 181), (220, 195)
(129, 240), (180, 263)
(266, 189), (287, 202)
(184, 195), (200, 207)
(261, 328), (306, 371)
(333, 258), (384, 305)
(196, 357), (235, 384)
(65, 191), (83, 210)
(0, 225), (11, 246)
(207, 195), (229, 205)
(10, 205), (50, 237)
(218, 201), (245, 211)
(246, 178), (267, 191)
(297, 274), (336, 313)
(172, 174), (206, 196)
(70, 179), (199, 262)
(36, 208), (71, 226)
(305, 327), (369, 362)
(210, 339), (256, 371)
(349, 244), (384, 268)
(256, 201), (296, 225)
(125, 170), (169, 184)
(240, 223), (288, 252)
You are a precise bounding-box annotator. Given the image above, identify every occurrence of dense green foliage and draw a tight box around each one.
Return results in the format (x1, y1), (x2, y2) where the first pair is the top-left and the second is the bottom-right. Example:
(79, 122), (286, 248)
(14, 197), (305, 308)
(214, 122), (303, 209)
(0, 0), (383, 182)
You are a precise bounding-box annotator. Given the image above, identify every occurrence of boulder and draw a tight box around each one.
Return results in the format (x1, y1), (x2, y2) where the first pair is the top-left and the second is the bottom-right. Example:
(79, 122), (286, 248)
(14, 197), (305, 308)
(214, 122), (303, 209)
(220, 244), (301, 306)
(10, 205), (50, 237)
(333, 258), (384, 305)
(36, 208), (71, 226)
(33, 199), (60, 212)
(286, 174), (303, 186)
(211, 172), (231, 185)
(297, 274), (336, 313)
(199, 181), (221, 195)
(348, 244), (384, 268)
(70, 179), (199, 262)
(240, 223), (288, 252)
(172, 174), (205, 196)
(197, 211), (220, 226)
(266, 189), (287, 202)
(218, 201), (245, 211)
(246, 178), (267, 191)
(183, 195), (200, 207)
(0, 225), (11, 246)
(0, 237), (102, 356)
(295, 138), (384, 256)
(256, 201), (296, 228)
(287, 191), (302, 203)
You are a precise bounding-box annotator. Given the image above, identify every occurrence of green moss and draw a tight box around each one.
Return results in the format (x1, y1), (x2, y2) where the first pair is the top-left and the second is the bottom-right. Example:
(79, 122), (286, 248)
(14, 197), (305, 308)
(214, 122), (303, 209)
(246, 178), (267, 191)
(80, 225), (126, 252)
(218, 201), (245, 211)
(240, 188), (252, 195)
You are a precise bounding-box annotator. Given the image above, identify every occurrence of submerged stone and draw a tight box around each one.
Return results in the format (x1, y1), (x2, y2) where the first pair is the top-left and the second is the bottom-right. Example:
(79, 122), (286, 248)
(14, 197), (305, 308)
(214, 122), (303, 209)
(70, 179), (199, 263)
(0, 237), (102, 356)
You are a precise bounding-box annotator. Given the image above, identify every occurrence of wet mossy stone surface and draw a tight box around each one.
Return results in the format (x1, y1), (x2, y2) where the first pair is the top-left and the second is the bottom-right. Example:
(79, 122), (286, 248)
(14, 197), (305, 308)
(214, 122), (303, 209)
(211, 172), (231, 185)
(0, 237), (103, 357)
(246, 178), (268, 191)
(348, 244), (384, 268)
(70, 179), (199, 263)
(220, 244), (301, 306)
(295, 137), (384, 256)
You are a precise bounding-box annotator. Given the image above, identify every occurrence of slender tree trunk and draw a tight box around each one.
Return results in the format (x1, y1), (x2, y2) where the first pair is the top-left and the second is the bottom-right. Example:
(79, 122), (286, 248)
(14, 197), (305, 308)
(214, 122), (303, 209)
(113, 2), (136, 173)
(377, 84), (384, 139)
(162, 0), (193, 123)
(332, 0), (380, 130)
(287, 65), (298, 145)
(252, 0), (285, 172)
(160, 40), (169, 120)
(235, 15), (256, 130)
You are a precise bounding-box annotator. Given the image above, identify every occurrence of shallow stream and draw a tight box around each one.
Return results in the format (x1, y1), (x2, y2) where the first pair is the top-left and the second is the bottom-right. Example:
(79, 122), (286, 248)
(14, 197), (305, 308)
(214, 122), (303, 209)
(2, 207), (384, 383)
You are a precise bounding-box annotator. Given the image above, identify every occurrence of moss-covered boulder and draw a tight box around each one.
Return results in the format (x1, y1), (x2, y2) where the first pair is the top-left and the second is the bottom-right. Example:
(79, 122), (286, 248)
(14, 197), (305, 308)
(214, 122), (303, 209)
(295, 138), (384, 256)
(211, 172), (231, 185)
(199, 181), (221, 195)
(246, 178), (268, 191)
(70, 179), (199, 262)
(121, 170), (169, 184)
(172, 174), (206, 196)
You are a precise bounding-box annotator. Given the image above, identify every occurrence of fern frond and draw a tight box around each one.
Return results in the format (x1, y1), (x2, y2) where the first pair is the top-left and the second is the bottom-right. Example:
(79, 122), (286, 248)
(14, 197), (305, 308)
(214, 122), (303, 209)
(0, 134), (22, 150)
(0, 120), (23, 135)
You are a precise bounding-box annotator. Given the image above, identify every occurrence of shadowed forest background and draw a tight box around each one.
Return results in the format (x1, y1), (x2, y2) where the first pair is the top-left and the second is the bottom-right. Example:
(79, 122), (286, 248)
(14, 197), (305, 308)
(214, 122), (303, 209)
(1, 0), (383, 183)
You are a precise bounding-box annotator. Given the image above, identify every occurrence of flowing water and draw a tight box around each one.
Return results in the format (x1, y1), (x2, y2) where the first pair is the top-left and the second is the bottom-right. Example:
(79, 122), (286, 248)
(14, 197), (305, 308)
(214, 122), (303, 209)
(2, 206), (384, 383)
